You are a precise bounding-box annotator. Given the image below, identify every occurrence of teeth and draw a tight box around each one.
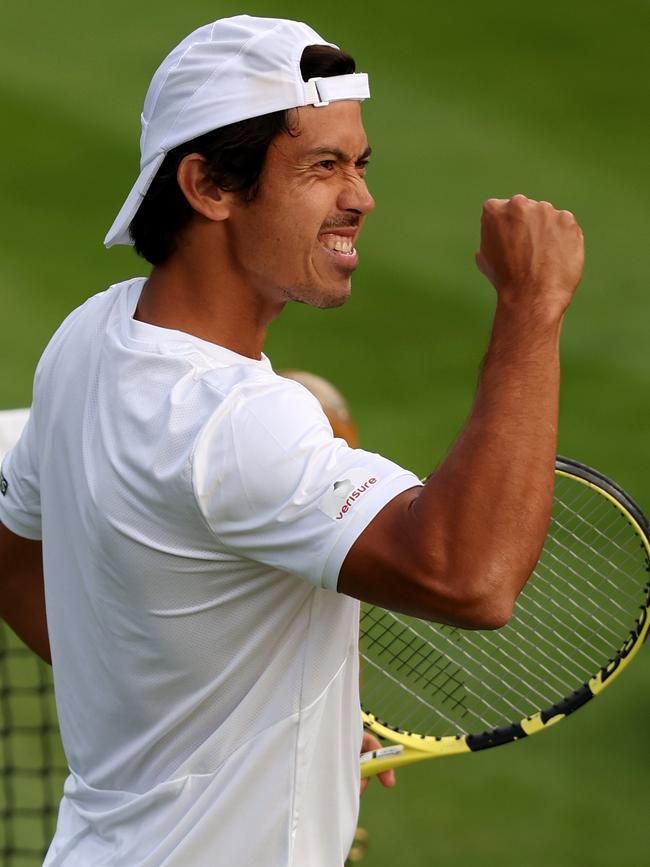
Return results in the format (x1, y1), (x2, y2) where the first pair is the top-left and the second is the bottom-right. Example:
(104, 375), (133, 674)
(320, 233), (354, 254)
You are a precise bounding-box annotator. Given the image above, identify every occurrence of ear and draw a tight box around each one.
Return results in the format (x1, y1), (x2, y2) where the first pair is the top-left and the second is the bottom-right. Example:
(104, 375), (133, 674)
(177, 154), (233, 222)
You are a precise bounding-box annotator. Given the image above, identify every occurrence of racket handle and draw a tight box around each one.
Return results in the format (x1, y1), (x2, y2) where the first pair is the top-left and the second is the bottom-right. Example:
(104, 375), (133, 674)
(360, 745), (404, 764)
(360, 745), (404, 778)
(360, 741), (458, 776)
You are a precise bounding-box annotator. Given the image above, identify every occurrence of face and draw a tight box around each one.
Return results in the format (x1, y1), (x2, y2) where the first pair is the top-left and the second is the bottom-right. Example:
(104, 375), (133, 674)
(224, 100), (375, 309)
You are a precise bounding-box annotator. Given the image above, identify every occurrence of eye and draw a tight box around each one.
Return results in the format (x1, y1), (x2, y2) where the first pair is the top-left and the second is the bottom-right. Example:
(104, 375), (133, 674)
(316, 159), (336, 171)
(356, 159), (370, 175)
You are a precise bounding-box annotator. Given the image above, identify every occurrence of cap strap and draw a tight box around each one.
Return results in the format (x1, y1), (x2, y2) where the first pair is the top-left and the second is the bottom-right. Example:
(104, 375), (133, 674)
(304, 73), (370, 108)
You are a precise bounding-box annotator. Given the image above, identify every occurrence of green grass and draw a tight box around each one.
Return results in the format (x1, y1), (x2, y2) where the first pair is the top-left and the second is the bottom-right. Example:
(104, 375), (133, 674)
(1, 1), (649, 864)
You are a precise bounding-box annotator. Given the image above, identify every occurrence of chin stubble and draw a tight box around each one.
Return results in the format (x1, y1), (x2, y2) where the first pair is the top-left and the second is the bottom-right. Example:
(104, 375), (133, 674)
(283, 281), (351, 309)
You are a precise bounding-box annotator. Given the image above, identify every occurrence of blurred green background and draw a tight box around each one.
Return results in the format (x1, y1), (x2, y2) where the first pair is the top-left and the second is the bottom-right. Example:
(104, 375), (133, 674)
(1, 1), (648, 864)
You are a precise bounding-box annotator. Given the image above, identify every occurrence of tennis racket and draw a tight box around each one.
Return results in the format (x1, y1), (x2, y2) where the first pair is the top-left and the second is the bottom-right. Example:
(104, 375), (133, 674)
(360, 456), (650, 777)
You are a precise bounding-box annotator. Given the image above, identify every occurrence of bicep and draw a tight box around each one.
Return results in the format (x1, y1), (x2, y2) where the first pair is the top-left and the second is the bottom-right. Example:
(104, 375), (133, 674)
(337, 484), (508, 629)
(337, 486), (445, 617)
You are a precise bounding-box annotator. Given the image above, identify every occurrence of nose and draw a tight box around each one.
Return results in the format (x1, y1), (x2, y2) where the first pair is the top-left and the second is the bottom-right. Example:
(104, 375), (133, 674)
(337, 173), (375, 217)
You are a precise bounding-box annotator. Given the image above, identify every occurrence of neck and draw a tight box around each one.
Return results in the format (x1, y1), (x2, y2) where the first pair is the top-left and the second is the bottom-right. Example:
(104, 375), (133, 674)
(133, 229), (284, 360)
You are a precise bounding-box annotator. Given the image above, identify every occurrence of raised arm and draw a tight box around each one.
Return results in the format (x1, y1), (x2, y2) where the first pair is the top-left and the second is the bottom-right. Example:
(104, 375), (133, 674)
(339, 195), (584, 628)
(0, 521), (51, 663)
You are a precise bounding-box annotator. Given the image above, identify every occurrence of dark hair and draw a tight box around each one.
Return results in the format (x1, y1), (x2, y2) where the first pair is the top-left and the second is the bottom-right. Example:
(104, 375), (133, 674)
(130, 45), (356, 265)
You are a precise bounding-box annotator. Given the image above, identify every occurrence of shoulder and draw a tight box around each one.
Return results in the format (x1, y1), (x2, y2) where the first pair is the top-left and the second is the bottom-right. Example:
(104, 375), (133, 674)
(47, 280), (136, 339)
(198, 366), (329, 442)
(193, 370), (333, 485)
(191, 368), (346, 528)
(34, 280), (138, 376)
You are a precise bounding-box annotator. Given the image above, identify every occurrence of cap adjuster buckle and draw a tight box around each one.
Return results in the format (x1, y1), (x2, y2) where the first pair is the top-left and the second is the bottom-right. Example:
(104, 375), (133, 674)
(306, 77), (330, 107)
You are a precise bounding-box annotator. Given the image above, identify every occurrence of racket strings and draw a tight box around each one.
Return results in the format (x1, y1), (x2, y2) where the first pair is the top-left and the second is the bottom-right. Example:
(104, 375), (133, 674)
(361, 608), (466, 707)
(420, 617), (561, 709)
(554, 484), (644, 591)
(546, 494), (645, 636)
(463, 611), (582, 696)
(363, 606), (554, 733)
(477, 506), (644, 692)
(393, 591), (595, 734)
(362, 560), (589, 732)
(362, 636), (515, 735)
(551, 508), (643, 611)
(525, 563), (624, 659)
(361, 652), (461, 731)
(361, 608), (496, 720)
(539, 544), (632, 639)
(361, 471), (649, 739)
(557, 489), (645, 565)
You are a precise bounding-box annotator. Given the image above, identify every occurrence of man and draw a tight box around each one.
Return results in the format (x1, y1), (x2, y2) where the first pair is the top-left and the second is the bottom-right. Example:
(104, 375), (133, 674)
(0, 14), (583, 867)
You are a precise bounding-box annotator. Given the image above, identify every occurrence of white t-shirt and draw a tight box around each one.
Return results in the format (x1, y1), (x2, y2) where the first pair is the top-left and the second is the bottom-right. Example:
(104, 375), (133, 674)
(0, 278), (421, 866)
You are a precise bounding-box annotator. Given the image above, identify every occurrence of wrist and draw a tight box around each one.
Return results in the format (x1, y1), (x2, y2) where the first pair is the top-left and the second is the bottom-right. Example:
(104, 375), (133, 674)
(493, 292), (566, 334)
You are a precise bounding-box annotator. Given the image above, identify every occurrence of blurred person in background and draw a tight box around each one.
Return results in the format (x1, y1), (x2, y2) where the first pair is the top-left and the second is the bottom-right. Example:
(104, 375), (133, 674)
(0, 14), (583, 867)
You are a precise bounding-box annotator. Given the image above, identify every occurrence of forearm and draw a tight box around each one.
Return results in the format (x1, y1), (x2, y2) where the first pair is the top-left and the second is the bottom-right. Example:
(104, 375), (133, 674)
(0, 524), (51, 664)
(0, 577), (51, 664)
(413, 301), (563, 623)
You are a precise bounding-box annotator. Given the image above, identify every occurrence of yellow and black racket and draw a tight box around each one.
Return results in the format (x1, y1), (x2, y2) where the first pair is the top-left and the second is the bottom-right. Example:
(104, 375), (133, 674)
(360, 456), (650, 777)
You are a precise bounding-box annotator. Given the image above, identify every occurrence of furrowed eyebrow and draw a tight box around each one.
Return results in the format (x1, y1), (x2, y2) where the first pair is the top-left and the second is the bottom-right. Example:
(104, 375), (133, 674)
(306, 145), (372, 163)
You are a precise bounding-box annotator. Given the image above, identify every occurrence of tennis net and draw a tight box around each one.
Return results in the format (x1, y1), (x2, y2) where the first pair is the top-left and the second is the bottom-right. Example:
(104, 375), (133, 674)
(0, 621), (66, 865)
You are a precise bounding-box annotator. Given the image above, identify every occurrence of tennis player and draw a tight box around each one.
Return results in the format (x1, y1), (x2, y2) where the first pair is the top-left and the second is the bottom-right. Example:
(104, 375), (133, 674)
(0, 14), (584, 866)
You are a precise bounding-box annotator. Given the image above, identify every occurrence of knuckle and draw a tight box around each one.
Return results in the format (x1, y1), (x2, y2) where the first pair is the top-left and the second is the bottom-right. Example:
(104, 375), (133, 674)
(483, 197), (501, 211)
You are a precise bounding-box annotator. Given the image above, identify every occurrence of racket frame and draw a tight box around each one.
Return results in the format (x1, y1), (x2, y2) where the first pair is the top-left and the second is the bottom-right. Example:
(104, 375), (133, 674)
(360, 457), (650, 777)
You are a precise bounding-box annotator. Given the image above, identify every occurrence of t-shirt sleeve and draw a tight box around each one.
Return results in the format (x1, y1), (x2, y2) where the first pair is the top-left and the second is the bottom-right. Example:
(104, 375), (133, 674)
(0, 409), (42, 540)
(191, 377), (422, 590)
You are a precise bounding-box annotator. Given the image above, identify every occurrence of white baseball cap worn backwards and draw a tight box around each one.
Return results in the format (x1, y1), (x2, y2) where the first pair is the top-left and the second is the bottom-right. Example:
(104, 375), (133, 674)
(104, 15), (371, 247)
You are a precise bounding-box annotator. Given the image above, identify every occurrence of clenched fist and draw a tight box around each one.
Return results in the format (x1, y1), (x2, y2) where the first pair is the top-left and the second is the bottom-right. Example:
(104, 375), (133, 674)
(476, 194), (584, 318)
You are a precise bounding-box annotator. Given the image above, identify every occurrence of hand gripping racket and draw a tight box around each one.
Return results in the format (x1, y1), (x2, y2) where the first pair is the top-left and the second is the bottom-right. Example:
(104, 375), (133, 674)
(360, 457), (650, 777)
